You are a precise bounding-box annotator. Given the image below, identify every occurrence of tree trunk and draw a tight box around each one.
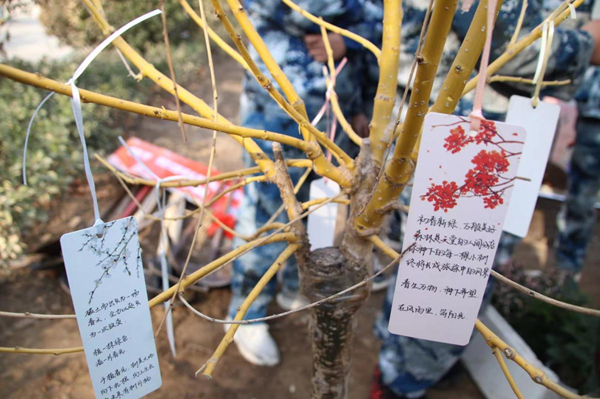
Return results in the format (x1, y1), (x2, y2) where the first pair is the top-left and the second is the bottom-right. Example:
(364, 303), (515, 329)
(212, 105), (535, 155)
(300, 247), (371, 399)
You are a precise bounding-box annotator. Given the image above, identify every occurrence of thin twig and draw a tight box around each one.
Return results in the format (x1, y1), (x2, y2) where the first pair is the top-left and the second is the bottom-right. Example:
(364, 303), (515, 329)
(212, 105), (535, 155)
(178, 0), (250, 70)
(156, 0), (224, 338)
(488, 75), (570, 86)
(370, 235), (600, 317)
(319, 22), (362, 146)
(178, 242), (415, 325)
(155, 190), (345, 335)
(115, 48), (142, 80)
(196, 244), (299, 377)
(490, 270), (600, 317)
(265, 167), (312, 226)
(95, 153), (311, 189)
(493, 347), (525, 399)
(160, 0), (188, 142)
(509, 0), (528, 47)
(280, 0), (381, 58)
(0, 311), (76, 320)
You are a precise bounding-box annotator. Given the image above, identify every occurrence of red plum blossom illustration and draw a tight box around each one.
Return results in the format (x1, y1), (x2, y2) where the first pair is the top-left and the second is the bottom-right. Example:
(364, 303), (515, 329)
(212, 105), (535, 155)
(422, 120), (522, 212)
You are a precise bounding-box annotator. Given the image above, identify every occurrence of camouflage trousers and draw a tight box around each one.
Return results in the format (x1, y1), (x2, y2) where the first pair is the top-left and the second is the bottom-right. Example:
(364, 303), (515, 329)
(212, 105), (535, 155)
(556, 116), (600, 272)
(227, 109), (309, 320)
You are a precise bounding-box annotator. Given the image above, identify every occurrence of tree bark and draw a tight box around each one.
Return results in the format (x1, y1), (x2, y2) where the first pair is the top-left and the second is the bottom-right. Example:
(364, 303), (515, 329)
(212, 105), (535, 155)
(300, 247), (370, 399)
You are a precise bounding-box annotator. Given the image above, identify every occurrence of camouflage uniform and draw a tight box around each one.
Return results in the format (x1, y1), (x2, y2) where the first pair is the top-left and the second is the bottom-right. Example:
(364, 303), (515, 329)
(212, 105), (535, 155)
(374, 0), (595, 396)
(228, 0), (380, 320)
(556, 67), (600, 272)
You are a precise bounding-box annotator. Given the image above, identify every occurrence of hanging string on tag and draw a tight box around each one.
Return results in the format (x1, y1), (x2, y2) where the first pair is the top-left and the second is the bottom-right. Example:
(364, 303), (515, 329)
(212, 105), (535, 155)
(468, 0), (498, 136)
(69, 82), (102, 224)
(531, 21), (555, 108)
(568, 3), (577, 19)
(118, 136), (184, 358)
(22, 9), (162, 226)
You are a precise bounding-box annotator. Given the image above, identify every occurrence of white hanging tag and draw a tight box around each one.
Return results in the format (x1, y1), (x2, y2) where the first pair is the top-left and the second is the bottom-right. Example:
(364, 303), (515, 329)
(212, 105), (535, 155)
(307, 178), (340, 250)
(60, 216), (162, 398)
(388, 113), (526, 345)
(503, 95), (559, 237)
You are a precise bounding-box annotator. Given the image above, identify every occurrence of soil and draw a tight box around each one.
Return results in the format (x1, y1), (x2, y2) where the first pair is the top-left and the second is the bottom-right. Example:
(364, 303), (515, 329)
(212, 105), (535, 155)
(1, 54), (599, 399)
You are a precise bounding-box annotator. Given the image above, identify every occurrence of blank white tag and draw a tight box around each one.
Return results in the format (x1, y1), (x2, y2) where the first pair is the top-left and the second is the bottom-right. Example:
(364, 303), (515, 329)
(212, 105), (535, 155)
(307, 178), (340, 250)
(503, 96), (559, 237)
(60, 217), (162, 399)
(388, 113), (526, 345)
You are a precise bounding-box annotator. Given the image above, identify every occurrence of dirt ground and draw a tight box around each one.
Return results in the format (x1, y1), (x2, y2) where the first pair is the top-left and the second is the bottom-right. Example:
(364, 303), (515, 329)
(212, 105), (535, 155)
(1, 54), (599, 399)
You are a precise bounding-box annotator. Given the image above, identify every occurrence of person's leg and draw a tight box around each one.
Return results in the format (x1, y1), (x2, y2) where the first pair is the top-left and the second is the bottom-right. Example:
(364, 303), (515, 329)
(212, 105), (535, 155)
(226, 98), (309, 365)
(228, 179), (292, 320)
(556, 117), (600, 273)
(228, 95), (307, 319)
(229, 152), (309, 317)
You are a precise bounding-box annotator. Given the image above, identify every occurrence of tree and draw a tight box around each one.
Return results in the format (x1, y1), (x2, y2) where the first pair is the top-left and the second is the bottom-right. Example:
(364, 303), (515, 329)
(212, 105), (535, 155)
(0, 0), (598, 398)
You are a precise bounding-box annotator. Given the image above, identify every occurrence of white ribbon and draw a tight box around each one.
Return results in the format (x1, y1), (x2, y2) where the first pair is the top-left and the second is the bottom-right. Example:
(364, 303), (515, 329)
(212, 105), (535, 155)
(23, 9), (162, 226)
(531, 21), (555, 108)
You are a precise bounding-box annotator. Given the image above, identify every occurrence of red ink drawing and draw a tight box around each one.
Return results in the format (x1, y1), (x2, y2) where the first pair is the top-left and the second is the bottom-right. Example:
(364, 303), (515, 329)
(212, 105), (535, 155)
(421, 121), (523, 212)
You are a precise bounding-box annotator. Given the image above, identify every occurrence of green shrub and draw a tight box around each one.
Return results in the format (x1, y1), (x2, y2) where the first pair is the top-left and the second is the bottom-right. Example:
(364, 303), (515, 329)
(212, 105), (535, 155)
(35, 0), (220, 54)
(0, 56), (140, 263)
(1, 34), (207, 264)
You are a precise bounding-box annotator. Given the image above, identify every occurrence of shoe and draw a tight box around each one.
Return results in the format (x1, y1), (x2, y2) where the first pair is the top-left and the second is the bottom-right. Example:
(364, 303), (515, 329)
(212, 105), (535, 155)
(276, 289), (309, 311)
(370, 365), (427, 399)
(224, 320), (280, 366)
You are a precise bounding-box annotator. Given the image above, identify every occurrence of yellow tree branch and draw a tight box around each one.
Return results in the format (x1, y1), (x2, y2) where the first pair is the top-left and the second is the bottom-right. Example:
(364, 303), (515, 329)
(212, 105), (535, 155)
(221, 0), (307, 120)
(79, 0), (275, 174)
(301, 197), (350, 210)
(217, 0), (356, 178)
(509, 0), (528, 46)
(369, 235), (589, 399)
(178, 0), (250, 70)
(475, 321), (585, 399)
(0, 232), (297, 355)
(0, 346), (84, 355)
(320, 23), (363, 147)
(406, 0), (503, 165)
(462, 0), (586, 96)
(95, 153), (311, 189)
(0, 64), (319, 162)
(488, 75), (570, 86)
(431, 0), (502, 115)
(356, 0), (457, 233)
(281, 0), (381, 59)
(198, 244), (300, 377)
(369, 0), (403, 166)
(209, 0), (354, 184)
(160, 0), (188, 141)
(492, 347), (525, 399)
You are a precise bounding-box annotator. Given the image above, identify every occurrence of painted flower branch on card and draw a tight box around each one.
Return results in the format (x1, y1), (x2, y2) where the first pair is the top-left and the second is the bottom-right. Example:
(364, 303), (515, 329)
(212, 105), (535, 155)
(79, 218), (140, 304)
(421, 120), (523, 212)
